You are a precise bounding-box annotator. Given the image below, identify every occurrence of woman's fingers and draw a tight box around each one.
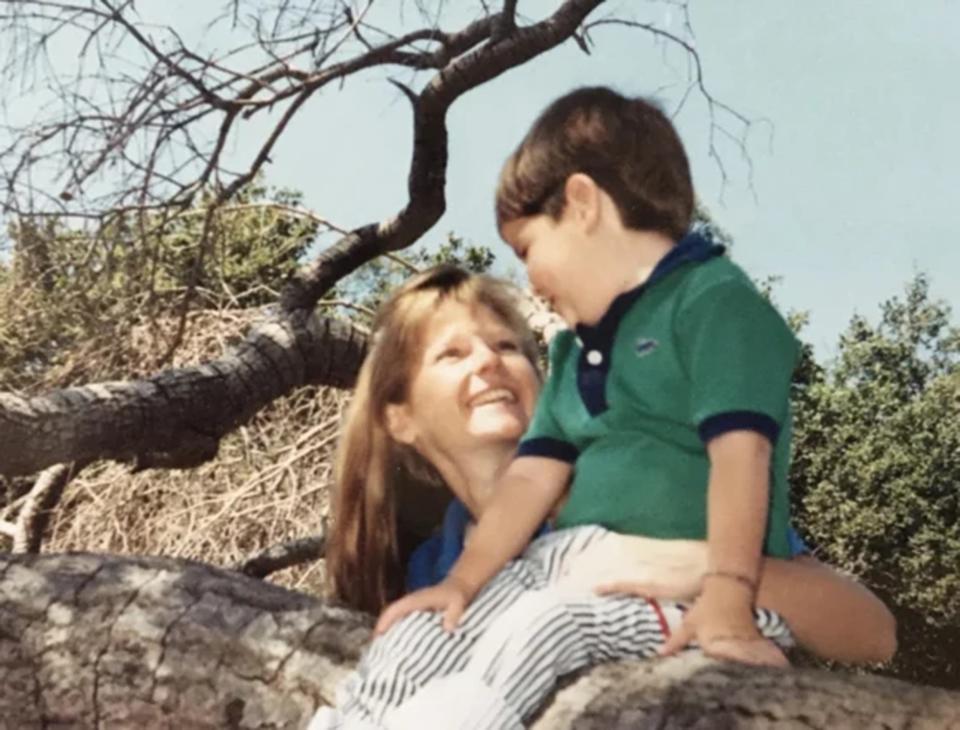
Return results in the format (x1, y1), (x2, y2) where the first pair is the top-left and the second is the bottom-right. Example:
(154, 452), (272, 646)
(374, 582), (470, 636)
(441, 597), (466, 632)
(658, 618), (694, 656)
(374, 596), (416, 635)
(594, 581), (651, 598)
(375, 590), (442, 635)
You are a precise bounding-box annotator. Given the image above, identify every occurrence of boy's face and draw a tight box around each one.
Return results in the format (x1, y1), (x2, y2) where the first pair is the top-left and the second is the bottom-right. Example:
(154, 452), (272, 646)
(501, 210), (623, 328)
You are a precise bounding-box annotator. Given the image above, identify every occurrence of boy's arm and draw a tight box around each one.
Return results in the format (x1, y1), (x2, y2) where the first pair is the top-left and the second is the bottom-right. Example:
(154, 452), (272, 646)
(661, 429), (789, 667)
(705, 429), (770, 595)
(375, 456), (571, 634)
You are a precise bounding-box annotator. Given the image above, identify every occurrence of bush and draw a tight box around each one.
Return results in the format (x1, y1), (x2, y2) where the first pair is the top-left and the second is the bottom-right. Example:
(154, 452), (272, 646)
(791, 275), (960, 688)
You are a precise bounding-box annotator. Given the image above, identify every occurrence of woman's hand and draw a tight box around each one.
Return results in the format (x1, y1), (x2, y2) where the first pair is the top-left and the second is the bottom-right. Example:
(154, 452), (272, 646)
(658, 579), (789, 668)
(554, 533), (708, 601)
(375, 577), (472, 635)
(593, 568), (703, 603)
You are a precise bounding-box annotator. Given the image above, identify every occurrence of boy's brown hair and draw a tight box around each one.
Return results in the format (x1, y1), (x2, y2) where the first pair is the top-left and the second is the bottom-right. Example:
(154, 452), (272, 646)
(496, 86), (694, 241)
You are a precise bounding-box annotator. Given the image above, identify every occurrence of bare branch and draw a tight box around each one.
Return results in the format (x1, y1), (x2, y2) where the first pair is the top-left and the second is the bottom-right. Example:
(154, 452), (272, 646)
(282, 0), (605, 310)
(583, 10), (770, 196)
(493, 0), (518, 42)
(11, 461), (84, 553)
(236, 532), (326, 578)
(0, 0), (768, 488)
(0, 311), (367, 476)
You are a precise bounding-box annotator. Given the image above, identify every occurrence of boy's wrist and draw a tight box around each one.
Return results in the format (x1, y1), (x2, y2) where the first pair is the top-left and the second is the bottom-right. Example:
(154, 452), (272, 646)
(699, 573), (757, 609)
(702, 569), (758, 594)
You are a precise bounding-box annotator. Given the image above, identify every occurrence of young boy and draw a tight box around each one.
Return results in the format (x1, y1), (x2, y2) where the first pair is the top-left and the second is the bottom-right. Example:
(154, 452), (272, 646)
(378, 85), (801, 665)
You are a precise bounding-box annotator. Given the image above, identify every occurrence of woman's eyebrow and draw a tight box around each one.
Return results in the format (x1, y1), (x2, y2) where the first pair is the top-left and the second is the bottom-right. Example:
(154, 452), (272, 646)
(428, 331), (461, 349)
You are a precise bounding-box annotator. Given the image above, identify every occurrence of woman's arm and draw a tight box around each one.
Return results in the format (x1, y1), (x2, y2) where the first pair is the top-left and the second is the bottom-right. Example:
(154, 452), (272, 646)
(756, 555), (897, 664)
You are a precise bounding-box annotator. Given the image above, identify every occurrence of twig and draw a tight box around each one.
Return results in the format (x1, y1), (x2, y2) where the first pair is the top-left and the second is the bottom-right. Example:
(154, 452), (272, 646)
(235, 532), (326, 578)
(12, 462), (84, 553)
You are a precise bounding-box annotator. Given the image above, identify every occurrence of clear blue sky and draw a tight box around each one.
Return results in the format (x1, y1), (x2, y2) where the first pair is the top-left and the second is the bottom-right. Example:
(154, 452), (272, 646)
(224, 0), (959, 358)
(12, 1), (960, 358)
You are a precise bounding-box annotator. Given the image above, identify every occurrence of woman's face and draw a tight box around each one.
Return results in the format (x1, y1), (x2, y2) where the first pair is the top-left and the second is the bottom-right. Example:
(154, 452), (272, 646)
(386, 299), (540, 461)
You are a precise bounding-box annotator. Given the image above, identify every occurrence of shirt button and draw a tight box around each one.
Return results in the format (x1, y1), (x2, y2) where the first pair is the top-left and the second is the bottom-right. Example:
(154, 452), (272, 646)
(586, 350), (603, 366)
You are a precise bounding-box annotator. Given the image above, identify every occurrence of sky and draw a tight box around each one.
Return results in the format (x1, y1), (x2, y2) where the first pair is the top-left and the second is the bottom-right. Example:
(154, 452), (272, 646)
(8, 1), (960, 359)
(219, 0), (959, 359)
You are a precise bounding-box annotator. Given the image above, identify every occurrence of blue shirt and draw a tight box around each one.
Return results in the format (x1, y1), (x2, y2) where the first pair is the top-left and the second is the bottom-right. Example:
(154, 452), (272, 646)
(406, 499), (552, 591)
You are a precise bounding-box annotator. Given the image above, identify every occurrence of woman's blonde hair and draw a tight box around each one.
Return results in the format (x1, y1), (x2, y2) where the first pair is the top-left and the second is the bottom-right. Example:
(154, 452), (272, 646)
(326, 264), (539, 613)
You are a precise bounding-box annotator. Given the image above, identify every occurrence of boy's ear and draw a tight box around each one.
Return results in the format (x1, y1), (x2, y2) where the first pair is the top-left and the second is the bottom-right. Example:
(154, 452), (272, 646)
(562, 173), (602, 231)
(385, 403), (418, 445)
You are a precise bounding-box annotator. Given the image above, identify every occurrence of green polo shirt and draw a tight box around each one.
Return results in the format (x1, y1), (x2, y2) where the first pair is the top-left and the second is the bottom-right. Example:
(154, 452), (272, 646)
(517, 233), (799, 557)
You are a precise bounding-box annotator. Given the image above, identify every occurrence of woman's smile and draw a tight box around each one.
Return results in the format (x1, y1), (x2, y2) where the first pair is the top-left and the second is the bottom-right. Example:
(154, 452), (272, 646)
(388, 299), (540, 457)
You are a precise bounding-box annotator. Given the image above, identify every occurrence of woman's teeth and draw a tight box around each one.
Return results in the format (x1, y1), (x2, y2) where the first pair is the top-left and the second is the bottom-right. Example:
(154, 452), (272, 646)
(470, 388), (516, 407)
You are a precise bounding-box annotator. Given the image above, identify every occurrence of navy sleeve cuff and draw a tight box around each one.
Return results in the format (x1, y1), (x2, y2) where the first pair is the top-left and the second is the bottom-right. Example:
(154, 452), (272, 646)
(697, 411), (780, 444)
(516, 437), (579, 463)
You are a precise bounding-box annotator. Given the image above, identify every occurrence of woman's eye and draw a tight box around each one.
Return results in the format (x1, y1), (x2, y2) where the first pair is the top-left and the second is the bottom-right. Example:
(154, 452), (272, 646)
(437, 347), (463, 361)
(496, 339), (520, 352)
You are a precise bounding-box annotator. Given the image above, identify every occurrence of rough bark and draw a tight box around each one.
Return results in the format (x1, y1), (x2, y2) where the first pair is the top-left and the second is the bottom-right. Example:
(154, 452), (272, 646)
(0, 314), (366, 477)
(2, 553), (958, 730)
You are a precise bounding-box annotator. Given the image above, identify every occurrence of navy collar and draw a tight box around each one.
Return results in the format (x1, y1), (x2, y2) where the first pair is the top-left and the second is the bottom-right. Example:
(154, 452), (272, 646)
(574, 231), (724, 349)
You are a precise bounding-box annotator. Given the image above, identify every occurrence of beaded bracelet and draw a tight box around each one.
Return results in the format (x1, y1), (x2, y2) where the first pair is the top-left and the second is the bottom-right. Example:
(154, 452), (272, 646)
(702, 569), (758, 593)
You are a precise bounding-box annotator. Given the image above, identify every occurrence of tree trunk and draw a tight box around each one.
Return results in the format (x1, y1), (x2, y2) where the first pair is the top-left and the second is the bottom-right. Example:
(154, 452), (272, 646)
(2, 554), (958, 730)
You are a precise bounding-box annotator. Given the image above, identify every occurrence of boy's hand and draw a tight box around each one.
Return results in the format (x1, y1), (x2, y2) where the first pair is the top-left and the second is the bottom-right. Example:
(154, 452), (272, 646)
(659, 579), (789, 668)
(375, 576), (473, 636)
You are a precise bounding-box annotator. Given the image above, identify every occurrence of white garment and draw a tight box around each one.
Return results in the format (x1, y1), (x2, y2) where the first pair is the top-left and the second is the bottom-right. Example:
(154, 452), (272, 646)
(309, 526), (791, 730)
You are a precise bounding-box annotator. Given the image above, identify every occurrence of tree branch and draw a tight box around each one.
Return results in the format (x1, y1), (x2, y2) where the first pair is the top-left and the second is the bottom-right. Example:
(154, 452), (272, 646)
(11, 462), (84, 553)
(235, 532), (326, 579)
(0, 313), (367, 476)
(281, 0), (604, 310)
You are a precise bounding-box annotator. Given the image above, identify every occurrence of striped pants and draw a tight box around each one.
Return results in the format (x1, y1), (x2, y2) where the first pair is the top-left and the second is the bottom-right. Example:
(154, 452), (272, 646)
(310, 526), (792, 730)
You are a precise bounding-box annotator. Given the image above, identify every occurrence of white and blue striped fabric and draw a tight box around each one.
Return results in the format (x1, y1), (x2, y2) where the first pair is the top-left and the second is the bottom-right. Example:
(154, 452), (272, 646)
(311, 525), (792, 730)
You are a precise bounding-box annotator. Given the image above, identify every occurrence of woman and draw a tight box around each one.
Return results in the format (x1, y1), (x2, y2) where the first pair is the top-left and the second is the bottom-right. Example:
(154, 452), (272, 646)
(319, 265), (895, 729)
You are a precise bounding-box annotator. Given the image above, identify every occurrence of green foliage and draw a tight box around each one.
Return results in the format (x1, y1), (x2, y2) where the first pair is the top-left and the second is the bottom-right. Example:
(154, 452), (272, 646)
(791, 274), (960, 688)
(328, 233), (496, 328)
(693, 200), (735, 249)
(0, 185), (317, 391)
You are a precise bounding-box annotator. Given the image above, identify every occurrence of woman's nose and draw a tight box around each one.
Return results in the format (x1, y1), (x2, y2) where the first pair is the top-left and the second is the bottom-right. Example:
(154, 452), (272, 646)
(470, 340), (500, 373)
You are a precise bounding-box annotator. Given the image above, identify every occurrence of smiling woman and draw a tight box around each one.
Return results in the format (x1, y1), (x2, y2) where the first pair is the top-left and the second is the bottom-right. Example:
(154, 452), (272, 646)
(326, 265), (542, 614)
